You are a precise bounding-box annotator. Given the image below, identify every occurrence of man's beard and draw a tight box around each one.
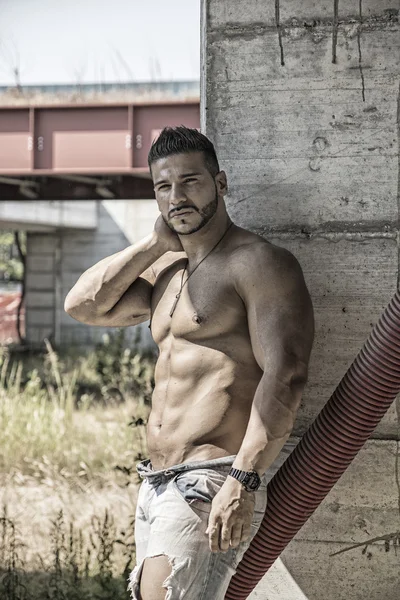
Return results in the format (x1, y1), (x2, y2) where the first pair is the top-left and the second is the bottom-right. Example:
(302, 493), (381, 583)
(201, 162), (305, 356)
(164, 188), (218, 235)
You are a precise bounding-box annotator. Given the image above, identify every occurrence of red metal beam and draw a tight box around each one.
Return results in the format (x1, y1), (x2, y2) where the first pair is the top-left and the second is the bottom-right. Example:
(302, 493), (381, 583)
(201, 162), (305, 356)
(0, 101), (200, 178)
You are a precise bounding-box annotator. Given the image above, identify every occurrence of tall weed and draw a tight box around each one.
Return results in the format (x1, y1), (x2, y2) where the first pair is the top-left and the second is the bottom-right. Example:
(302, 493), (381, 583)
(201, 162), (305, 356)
(0, 331), (154, 484)
(0, 504), (136, 600)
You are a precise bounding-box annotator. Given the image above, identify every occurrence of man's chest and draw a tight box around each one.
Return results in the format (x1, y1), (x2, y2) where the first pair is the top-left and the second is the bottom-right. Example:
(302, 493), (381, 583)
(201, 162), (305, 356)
(150, 264), (246, 344)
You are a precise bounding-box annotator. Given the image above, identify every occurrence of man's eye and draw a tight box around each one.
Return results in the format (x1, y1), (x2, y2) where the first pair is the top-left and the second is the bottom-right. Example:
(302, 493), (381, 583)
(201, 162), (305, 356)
(158, 185), (170, 190)
(184, 179), (196, 184)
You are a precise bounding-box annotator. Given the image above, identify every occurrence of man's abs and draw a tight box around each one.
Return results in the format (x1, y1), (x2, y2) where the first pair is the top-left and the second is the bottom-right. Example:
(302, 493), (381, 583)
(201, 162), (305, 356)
(146, 336), (262, 470)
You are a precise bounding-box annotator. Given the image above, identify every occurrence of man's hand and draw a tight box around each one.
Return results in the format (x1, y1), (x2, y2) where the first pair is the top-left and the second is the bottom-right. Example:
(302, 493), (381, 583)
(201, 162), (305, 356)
(205, 476), (255, 553)
(154, 215), (184, 253)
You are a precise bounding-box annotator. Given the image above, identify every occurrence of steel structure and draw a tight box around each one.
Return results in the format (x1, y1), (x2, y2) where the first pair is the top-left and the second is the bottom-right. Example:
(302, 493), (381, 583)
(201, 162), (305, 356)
(0, 100), (199, 199)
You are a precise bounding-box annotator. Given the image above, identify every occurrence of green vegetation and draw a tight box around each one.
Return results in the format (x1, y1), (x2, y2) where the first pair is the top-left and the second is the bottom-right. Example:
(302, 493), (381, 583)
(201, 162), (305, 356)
(0, 504), (136, 600)
(0, 231), (26, 282)
(0, 330), (156, 599)
(0, 330), (154, 484)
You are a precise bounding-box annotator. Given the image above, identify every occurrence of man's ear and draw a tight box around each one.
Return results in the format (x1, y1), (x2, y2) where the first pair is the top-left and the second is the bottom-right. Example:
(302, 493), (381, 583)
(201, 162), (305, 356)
(215, 170), (228, 196)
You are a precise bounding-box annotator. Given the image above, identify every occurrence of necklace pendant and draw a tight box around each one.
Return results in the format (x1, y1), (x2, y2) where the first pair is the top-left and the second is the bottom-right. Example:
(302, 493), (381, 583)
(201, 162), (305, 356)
(169, 292), (181, 318)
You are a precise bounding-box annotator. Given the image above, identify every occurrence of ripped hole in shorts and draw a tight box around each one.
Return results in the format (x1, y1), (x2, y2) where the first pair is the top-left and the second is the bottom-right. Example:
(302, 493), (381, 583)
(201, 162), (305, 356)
(127, 554), (189, 600)
(127, 560), (144, 600)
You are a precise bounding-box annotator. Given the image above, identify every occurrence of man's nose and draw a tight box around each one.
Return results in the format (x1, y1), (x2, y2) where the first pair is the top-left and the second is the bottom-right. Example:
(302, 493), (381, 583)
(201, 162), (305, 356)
(169, 183), (186, 204)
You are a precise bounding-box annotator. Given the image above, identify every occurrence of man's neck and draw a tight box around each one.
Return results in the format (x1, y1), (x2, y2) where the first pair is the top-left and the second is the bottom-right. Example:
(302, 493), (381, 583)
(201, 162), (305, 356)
(178, 213), (232, 267)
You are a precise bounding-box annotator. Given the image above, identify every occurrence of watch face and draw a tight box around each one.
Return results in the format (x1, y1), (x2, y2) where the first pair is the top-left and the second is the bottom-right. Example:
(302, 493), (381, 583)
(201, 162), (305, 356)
(246, 472), (261, 491)
(228, 468), (261, 491)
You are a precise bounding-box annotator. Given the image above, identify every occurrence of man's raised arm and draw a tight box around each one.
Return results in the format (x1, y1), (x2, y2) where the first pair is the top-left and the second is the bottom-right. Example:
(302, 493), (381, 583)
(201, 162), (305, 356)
(64, 216), (183, 327)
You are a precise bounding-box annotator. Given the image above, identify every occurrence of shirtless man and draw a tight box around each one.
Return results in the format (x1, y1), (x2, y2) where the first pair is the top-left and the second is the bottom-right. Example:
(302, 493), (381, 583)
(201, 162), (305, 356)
(64, 126), (314, 600)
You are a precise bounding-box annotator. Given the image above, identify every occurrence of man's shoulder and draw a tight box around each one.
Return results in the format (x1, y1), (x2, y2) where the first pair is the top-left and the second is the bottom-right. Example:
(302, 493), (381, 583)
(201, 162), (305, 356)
(229, 228), (301, 278)
(152, 251), (187, 279)
(229, 231), (309, 308)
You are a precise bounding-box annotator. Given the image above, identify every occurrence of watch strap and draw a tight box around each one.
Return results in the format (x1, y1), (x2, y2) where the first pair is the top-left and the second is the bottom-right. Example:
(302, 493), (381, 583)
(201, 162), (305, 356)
(228, 467), (261, 491)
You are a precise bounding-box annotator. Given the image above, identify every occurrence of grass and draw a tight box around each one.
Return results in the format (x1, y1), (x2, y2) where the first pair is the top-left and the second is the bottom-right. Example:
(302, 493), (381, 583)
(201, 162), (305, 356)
(0, 330), (156, 599)
(0, 503), (136, 600)
(0, 331), (153, 487)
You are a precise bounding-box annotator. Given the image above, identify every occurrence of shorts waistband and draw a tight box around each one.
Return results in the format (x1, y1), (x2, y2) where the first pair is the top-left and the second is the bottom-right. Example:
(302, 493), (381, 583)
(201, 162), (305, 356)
(136, 455), (237, 481)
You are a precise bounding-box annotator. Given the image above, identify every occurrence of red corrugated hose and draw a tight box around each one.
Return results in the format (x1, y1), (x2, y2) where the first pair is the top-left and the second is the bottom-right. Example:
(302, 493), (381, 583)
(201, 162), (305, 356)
(226, 288), (400, 599)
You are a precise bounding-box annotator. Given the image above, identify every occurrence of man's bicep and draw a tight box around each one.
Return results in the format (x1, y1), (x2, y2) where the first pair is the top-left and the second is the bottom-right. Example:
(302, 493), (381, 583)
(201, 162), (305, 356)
(243, 252), (314, 375)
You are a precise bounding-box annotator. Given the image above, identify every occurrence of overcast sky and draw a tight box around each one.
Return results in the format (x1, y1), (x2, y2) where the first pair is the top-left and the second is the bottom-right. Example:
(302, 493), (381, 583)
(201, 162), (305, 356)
(0, 0), (200, 85)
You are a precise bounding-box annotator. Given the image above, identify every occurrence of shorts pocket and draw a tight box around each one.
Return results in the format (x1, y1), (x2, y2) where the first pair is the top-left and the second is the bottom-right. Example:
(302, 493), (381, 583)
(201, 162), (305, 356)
(171, 468), (229, 513)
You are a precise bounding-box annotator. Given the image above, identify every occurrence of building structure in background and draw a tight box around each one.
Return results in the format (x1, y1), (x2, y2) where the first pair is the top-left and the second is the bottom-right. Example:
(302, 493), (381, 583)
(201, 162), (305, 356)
(0, 82), (199, 200)
(0, 200), (159, 349)
(202, 1), (399, 598)
(0, 80), (200, 349)
(0, 81), (199, 104)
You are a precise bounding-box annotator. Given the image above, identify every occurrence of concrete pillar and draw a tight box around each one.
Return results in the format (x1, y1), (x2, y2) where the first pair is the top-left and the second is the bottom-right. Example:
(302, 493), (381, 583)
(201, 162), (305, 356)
(202, 1), (400, 598)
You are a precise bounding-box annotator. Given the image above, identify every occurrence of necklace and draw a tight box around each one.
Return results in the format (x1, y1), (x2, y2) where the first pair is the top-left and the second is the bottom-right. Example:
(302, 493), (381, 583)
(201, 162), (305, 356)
(169, 222), (233, 317)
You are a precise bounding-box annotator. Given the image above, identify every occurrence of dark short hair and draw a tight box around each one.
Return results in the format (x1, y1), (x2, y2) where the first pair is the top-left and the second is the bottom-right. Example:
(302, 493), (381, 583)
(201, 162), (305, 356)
(148, 125), (220, 177)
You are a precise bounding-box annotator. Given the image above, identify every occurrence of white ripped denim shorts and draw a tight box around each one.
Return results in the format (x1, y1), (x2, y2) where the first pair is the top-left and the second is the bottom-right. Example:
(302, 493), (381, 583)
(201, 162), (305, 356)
(127, 455), (268, 600)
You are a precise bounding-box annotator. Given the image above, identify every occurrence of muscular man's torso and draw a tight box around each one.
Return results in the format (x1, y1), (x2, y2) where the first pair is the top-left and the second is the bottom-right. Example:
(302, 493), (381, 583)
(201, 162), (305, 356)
(147, 227), (271, 470)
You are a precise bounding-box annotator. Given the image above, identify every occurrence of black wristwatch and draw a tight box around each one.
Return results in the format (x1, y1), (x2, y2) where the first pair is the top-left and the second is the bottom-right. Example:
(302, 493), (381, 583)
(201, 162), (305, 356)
(228, 467), (261, 492)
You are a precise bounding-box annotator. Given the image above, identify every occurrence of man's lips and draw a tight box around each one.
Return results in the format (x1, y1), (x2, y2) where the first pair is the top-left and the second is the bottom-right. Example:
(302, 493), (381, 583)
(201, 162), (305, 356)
(170, 208), (196, 218)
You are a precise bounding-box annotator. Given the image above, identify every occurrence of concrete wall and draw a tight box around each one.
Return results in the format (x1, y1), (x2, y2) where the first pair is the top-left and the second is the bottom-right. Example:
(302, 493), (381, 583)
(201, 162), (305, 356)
(202, 1), (399, 598)
(101, 199), (160, 244)
(0, 200), (97, 230)
(25, 200), (158, 350)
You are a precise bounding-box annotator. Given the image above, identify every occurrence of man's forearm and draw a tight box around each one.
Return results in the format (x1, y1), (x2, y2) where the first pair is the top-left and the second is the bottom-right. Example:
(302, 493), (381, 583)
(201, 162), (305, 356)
(231, 371), (302, 476)
(64, 232), (166, 319)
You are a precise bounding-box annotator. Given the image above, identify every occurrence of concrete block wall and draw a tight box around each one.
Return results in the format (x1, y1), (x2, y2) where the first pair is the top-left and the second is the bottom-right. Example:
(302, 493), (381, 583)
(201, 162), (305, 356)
(202, 1), (400, 598)
(25, 234), (57, 344)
